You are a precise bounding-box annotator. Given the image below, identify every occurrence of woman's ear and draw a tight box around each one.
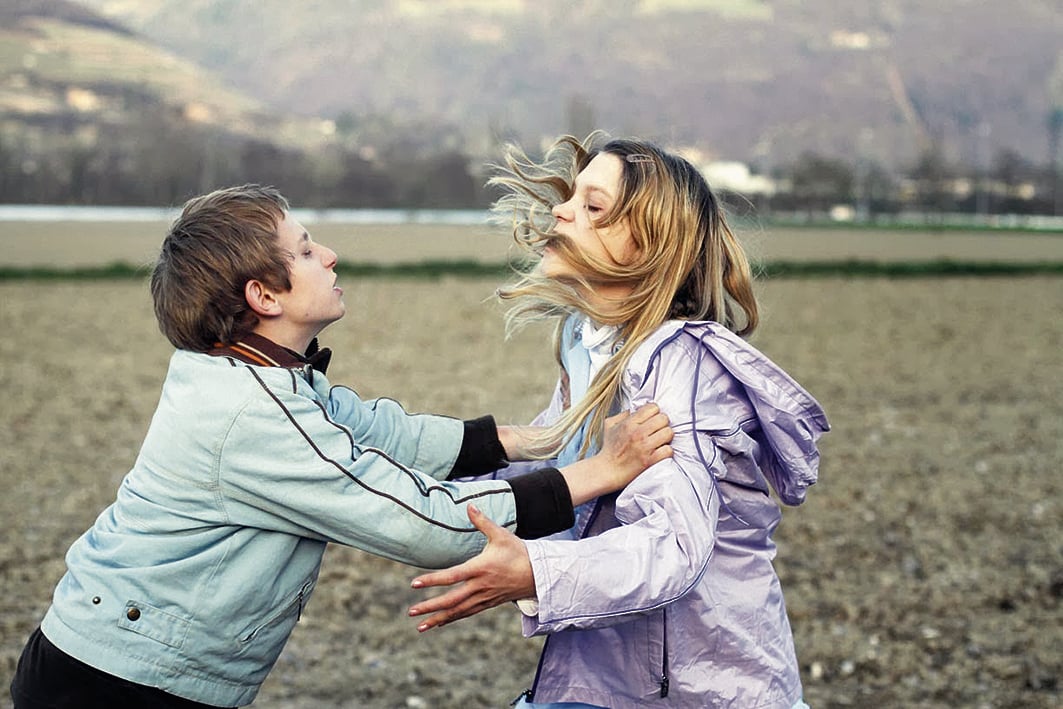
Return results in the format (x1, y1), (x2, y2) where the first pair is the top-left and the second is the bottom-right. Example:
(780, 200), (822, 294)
(245, 279), (282, 317)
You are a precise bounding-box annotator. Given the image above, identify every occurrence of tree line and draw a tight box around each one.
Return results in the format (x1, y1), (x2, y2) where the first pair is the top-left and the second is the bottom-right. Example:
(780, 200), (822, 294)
(1, 110), (1060, 218)
(0, 108), (482, 210)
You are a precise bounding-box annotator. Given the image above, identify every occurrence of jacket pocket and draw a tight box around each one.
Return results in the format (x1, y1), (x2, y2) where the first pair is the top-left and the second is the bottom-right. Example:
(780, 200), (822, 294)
(117, 600), (191, 649)
(238, 577), (316, 644)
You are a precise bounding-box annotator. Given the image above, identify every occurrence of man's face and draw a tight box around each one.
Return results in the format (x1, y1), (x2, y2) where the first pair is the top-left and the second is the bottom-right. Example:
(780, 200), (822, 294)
(272, 211), (346, 340)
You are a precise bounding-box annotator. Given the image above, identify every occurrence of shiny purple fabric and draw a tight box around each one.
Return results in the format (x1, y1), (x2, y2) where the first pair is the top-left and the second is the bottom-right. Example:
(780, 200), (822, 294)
(522, 321), (829, 708)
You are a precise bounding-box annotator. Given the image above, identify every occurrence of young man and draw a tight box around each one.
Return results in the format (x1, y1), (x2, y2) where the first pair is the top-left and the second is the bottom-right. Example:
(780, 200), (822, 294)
(9, 185), (673, 708)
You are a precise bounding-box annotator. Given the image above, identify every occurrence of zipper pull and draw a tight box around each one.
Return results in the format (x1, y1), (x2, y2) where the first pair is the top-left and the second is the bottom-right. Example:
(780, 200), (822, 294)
(660, 674), (670, 698)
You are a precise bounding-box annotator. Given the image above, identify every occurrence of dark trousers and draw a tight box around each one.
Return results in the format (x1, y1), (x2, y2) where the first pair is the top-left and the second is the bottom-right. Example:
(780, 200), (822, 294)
(10, 627), (233, 709)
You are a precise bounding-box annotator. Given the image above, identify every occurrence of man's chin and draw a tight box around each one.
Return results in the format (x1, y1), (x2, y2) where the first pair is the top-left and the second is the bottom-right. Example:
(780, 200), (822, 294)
(320, 310), (346, 330)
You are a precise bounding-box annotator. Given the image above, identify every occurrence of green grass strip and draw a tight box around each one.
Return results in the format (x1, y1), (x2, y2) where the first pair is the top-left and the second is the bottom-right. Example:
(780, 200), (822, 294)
(739, 219), (1063, 235)
(2, 259), (1062, 281)
(755, 260), (1063, 277)
(335, 260), (513, 279)
(0, 262), (153, 280)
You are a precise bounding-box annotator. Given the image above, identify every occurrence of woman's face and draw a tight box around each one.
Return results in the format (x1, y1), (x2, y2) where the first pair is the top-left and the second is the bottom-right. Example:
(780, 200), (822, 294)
(543, 152), (638, 285)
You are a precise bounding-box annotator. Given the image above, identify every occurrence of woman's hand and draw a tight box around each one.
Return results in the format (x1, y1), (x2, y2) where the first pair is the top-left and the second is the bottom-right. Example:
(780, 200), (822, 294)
(408, 504), (534, 631)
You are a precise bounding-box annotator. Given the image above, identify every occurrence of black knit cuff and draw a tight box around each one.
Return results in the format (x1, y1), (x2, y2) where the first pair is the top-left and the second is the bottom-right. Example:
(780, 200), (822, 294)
(508, 468), (575, 539)
(449, 415), (508, 478)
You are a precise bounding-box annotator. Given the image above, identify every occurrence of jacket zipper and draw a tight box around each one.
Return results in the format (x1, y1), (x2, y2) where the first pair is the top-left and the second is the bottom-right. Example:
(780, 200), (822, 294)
(522, 496), (605, 703)
(517, 635), (552, 704)
(660, 607), (670, 697)
(241, 579), (313, 642)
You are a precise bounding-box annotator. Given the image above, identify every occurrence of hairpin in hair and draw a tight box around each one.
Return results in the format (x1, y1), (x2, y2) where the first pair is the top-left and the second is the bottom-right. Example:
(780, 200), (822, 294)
(626, 154), (654, 163)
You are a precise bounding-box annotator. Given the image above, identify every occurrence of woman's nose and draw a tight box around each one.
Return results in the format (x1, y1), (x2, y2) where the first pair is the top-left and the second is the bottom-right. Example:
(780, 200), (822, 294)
(552, 200), (571, 221)
(322, 246), (338, 268)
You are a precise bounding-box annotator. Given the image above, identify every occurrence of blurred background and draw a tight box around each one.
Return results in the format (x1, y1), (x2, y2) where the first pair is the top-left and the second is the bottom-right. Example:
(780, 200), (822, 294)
(1, 0), (1062, 226)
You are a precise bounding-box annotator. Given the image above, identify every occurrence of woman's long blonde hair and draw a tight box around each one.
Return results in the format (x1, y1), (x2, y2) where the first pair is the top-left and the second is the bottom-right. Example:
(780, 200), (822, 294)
(491, 134), (758, 458)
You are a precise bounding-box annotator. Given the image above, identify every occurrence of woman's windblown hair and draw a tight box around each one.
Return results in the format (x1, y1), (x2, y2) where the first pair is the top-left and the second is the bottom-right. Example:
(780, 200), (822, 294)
(490, 134), (759, 458)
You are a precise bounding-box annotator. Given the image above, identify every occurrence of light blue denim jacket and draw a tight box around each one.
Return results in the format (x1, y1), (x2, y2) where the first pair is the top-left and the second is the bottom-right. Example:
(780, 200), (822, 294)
(41, 349), (525, 707)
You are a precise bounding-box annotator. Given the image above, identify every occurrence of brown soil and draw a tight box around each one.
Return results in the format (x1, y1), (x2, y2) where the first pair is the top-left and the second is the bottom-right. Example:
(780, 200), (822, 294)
(1, 276), (1060, 708)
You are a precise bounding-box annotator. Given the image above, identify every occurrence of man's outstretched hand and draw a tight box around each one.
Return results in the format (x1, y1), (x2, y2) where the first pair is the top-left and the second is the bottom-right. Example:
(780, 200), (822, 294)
(598, 403), (674, 488)
(408, 504), (534, 632)
(559, 402), (674, 506)
(408, 402), (674, 631)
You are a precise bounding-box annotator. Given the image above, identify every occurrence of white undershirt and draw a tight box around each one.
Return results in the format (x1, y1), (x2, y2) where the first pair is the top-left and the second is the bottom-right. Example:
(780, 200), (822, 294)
(579, 316), (622, 383)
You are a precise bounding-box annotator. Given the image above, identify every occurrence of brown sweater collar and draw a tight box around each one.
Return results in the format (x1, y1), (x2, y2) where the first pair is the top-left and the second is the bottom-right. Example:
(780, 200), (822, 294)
(208, 333), (332, 375)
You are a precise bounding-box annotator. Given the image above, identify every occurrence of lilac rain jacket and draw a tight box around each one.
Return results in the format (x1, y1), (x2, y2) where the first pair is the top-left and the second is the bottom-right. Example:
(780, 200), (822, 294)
(519, 319), (829, 708)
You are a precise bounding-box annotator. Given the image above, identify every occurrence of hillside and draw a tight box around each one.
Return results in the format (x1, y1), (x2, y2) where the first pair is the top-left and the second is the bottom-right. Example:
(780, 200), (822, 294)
(72, 0), (1063, 169)
(0, 0), (355, 203)
(0, 0), (332, 153)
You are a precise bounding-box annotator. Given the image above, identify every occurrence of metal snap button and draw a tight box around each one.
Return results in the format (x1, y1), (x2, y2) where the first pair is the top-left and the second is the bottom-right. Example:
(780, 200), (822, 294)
(92, 596), (101, 605)
(126, 606), (141, 621)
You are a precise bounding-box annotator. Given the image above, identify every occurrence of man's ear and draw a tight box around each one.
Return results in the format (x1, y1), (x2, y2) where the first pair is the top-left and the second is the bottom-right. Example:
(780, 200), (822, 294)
(245, 279), (282, 317)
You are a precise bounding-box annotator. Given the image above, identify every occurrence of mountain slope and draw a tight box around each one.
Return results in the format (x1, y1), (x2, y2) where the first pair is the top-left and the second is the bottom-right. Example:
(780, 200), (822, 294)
(72, 0), (1063, 169)
(0, 0), (330, 151)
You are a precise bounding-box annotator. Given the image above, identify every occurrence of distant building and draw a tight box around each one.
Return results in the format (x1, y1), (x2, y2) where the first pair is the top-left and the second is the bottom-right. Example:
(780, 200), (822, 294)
(829, 30), (871, 50)
(701, 161), (776, 197)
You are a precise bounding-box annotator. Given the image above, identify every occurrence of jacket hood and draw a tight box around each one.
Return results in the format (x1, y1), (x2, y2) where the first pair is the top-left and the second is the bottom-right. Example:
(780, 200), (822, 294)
(638, 321), (830, 506)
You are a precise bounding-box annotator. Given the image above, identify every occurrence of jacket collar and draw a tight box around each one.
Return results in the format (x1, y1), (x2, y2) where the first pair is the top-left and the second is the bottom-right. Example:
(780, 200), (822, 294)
(208, 332), (332, 375)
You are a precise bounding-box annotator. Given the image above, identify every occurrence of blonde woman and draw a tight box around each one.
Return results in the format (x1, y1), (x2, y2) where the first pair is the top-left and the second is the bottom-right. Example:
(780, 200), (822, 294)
(409, 136), (830, 708)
